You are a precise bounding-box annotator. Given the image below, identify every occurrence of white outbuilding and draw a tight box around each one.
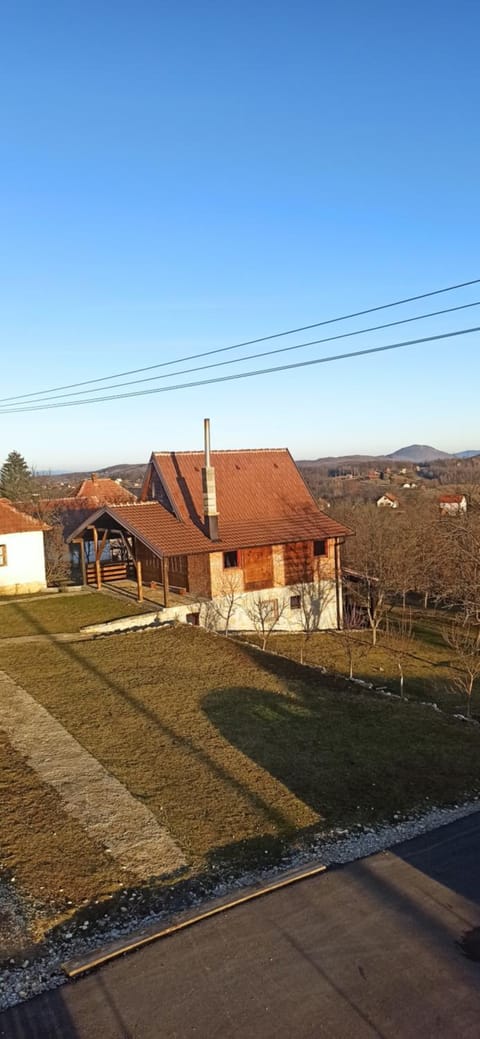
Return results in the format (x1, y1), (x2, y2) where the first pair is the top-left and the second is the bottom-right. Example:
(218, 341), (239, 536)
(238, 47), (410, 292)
(0, 499), (50, 595)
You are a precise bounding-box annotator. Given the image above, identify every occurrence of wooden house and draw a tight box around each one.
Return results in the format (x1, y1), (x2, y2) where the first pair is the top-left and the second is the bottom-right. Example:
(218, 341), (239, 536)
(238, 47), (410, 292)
(68, 422), (352, 631)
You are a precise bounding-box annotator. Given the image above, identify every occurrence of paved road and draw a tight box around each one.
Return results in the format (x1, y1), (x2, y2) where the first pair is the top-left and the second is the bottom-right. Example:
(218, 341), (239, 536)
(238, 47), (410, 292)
(3, 814), (480, 1038)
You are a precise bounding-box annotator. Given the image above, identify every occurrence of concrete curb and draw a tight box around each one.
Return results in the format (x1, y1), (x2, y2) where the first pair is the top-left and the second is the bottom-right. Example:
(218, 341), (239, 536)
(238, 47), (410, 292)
(62, 862), (327, 978)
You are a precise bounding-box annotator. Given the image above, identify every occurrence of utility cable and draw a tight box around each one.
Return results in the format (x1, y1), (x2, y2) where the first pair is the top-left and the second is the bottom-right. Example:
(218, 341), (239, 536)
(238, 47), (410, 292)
(1, 276), (479, 405)
(0, 324), (477, 415)
(3, 298), (479, 406)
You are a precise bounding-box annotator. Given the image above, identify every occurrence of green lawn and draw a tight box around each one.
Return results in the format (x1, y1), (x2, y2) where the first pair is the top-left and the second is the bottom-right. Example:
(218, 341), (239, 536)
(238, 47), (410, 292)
(0, 591), (151, 638)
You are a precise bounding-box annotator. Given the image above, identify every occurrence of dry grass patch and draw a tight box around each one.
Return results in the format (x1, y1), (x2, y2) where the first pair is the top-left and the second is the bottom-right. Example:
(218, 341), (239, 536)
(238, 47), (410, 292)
(0, 731), (137, 957)
(0, 591), (151, 639)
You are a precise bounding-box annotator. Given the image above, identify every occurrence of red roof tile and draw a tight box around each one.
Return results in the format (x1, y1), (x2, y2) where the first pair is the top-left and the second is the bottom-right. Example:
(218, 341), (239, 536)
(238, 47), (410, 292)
(69, 449), (351, 555)
(148, 448), (347, 525)
(70, 502), (350, 556)
(439, 494), (465, 504)
(0, 499), (50, 535)
(73, 476), (136, 503)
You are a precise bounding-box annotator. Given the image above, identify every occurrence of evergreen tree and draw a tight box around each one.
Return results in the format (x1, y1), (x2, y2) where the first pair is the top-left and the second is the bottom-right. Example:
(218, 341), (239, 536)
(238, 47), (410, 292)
(0, 451), (33, 501)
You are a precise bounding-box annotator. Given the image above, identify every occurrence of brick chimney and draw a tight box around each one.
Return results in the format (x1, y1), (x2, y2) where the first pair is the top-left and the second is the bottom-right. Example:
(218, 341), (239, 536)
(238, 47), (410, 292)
(201, 418), (219, 540)
(91, 473), (98, 483)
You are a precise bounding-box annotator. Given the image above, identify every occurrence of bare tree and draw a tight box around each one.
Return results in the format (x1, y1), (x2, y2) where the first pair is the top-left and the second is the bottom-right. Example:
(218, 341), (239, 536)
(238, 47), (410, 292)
(292, 580), (334, 664)
(343, 505), (397, 645)
(28, 501), (71, 587)
(439, 514), (480, 643)
(443, 620), (480, 718)
(208, 571), (243, 636)
(245, 594), (287, 650)
(336, 604), (369, 680)
(384, 609), (415, 699)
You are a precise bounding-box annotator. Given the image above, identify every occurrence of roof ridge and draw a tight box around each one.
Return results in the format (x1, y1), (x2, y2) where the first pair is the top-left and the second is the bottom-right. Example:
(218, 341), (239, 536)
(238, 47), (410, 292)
(152, 448), (289, 456)
(106, 501), (158, 508)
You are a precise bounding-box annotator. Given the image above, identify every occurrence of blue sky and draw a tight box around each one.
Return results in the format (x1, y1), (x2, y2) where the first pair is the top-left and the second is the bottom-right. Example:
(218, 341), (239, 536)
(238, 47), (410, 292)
(1, 0), (479, 469)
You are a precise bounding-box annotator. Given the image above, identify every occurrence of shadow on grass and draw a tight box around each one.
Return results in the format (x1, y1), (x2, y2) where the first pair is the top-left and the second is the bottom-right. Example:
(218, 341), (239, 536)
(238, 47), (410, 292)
(204, 655), (480, 830)
(236, 629), (464, 713)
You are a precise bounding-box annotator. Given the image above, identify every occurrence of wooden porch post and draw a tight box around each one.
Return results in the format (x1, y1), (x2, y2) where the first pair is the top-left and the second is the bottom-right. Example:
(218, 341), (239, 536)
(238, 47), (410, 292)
(136, 559), (143, 602)
(163, 557), (169, 607)
(334, 537), (342, 630)
(78, 538), (87, 587)
(92, 526), (102, 590)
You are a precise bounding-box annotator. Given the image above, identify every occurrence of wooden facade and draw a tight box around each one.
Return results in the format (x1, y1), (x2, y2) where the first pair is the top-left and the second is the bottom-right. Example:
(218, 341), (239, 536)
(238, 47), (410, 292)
(77, 525), (336, 607)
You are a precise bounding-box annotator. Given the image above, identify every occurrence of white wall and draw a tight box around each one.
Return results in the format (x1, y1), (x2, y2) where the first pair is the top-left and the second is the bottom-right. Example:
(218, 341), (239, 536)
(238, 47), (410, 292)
(0, 531), (47, 594)
(161, 581), (340, 632)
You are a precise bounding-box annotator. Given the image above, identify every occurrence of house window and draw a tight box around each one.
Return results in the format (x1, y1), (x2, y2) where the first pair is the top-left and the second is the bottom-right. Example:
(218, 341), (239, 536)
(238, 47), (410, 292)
(263, 598), (279, 621)
(0, 545), (7, 567)
(313, 539), (327, 557)
(223, 550), (238, 569)
(186, 612), (200, 626)
(290, 594), (301, 610)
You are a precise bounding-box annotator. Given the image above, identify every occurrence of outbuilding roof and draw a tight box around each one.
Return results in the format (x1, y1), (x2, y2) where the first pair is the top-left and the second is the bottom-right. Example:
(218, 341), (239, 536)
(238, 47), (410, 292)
(0, 499), (50, 535)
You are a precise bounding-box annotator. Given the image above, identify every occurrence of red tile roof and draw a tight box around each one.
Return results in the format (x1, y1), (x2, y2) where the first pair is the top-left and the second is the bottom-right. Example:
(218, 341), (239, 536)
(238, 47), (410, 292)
(0, 499), (50, 535)
(69, 449), (351, 555)
(148, 448), (347, 525)
(73, 476), (136, 503)
(439, 494), (465, 504)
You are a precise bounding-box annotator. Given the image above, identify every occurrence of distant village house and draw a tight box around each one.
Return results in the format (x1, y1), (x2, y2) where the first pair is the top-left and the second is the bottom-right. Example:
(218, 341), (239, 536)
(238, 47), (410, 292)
(439, 494), (467, 515)
(376, 493), (399, 509)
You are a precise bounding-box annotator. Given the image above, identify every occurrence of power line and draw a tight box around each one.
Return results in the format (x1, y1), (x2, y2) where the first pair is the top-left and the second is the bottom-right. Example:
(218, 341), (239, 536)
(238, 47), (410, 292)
(3, 298), (479, 407)
(1, 276), (479, 405)
(1, 324), (477, 415)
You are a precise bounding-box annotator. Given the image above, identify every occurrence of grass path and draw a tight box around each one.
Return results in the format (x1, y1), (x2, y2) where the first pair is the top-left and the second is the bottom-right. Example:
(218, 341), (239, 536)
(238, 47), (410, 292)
(0, 671), (185, 880)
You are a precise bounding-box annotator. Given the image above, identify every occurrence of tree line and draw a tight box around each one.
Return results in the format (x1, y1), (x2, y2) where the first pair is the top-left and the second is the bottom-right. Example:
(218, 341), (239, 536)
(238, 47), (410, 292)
(336, 499), (480, 715)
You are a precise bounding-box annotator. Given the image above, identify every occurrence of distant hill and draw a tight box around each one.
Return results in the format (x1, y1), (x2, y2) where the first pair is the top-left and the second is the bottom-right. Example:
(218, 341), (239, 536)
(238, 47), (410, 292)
(385, 444), (451, 463)
(298, 444), (480, 466)
(297, 454), (379, 465)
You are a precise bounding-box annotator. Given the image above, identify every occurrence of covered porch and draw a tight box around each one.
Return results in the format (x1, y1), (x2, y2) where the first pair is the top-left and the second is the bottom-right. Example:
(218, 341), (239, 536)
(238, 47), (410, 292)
(69, 511), (189, 606)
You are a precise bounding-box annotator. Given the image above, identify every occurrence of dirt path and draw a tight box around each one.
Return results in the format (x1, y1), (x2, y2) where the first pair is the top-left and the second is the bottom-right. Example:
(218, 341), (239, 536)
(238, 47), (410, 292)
(0, 671), (185, 879)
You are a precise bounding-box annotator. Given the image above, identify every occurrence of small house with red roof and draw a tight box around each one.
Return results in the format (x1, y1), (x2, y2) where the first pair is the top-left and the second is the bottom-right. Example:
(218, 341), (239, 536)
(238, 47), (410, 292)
(68, 422), (352, 632)
(439, 493), (467, 515)
(376, 493), (399, 509)
(0, 499), (50, 594)
(72, 473), (136, 504)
